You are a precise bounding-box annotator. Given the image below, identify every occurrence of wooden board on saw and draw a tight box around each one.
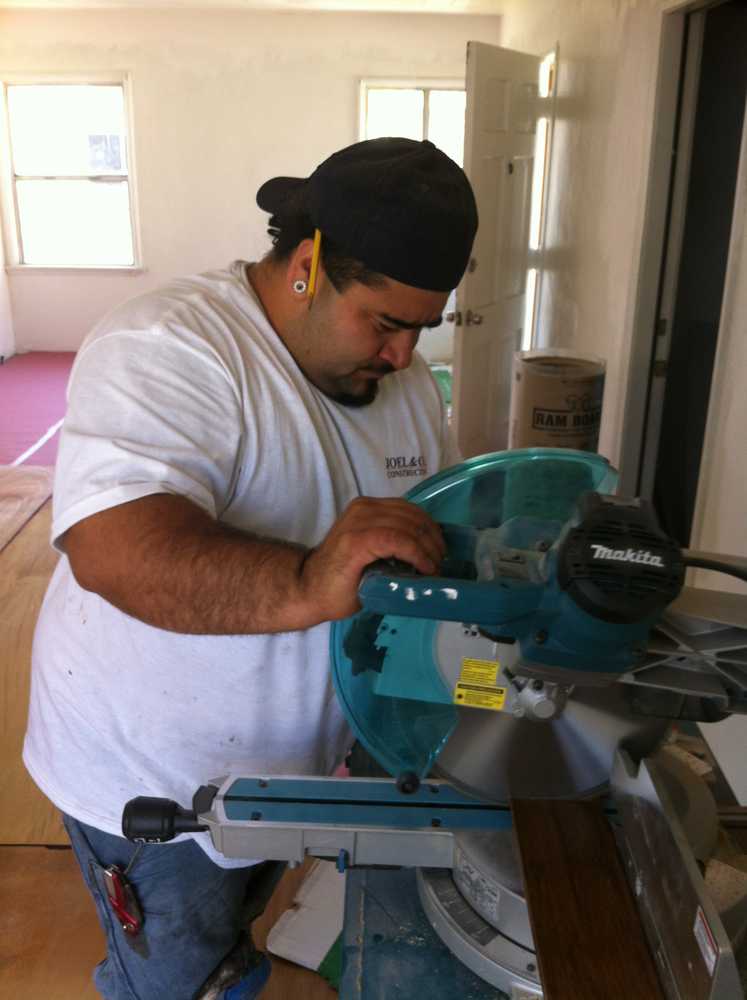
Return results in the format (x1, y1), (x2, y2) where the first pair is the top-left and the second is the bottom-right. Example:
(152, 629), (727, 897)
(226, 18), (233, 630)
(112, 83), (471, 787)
(511, 797), (665, 999)
(0, 499), (64, 844)
(0, 465), (54, 554)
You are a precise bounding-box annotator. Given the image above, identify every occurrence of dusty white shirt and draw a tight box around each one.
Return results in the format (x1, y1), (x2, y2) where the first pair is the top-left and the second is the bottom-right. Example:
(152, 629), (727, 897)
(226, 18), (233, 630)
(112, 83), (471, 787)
(24, 261), (458, 866)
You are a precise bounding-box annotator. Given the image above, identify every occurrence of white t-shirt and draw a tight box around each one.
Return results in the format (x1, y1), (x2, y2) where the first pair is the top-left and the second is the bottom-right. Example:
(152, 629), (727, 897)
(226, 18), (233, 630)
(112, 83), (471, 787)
(24, 261), (458, 866)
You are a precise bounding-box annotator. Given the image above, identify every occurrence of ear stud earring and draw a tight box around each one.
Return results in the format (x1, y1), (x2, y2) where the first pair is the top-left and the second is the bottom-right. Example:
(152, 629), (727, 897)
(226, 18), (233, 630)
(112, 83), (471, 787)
(293, 279), (308, 295)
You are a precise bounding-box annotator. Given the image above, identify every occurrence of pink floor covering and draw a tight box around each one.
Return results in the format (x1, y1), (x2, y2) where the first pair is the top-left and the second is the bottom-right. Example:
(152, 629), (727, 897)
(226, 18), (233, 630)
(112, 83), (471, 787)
(0, 352), (75, 466)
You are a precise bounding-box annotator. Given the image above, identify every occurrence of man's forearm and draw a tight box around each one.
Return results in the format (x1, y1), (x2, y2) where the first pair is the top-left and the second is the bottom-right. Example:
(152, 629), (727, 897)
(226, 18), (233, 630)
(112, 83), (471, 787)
(63, 492), (446, 636)
(64, 495), (317, 635)
(122, 524), (312, 634)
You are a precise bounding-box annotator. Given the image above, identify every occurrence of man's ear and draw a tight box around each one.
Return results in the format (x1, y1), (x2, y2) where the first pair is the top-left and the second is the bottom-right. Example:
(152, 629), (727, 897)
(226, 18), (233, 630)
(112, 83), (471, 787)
(286, 238), (317, 295)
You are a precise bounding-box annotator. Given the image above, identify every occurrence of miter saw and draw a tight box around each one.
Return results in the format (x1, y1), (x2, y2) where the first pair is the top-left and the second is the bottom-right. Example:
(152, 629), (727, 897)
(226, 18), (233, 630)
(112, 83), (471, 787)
(123, 448), (747, 999)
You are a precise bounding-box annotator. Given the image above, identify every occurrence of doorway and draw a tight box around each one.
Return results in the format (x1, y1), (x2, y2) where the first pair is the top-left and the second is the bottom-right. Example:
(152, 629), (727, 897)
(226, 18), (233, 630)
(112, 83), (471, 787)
(626, 0), (747, 546)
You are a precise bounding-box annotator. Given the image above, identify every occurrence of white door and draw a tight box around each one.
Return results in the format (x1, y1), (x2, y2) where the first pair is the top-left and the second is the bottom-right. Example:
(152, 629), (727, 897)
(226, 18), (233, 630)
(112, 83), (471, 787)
(452, 42), (541, 458)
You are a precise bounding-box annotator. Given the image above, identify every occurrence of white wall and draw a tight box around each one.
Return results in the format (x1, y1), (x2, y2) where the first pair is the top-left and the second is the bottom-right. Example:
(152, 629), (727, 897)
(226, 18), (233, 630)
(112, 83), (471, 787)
(690, 125), (747, 589)
(0, 8), (501, 352)
(496, 0), (747, 570)
(497, 0), (674, 467)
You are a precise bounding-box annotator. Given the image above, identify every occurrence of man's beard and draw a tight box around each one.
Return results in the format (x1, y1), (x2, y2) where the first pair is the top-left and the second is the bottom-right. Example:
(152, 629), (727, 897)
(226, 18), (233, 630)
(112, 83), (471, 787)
(323, 363), (395, 408)
(328, 381), (379, 408)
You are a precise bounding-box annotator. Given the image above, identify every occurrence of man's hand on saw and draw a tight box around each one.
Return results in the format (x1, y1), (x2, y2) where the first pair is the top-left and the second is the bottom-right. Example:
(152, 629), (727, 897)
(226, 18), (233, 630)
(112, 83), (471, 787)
(300, 497), (446, 621)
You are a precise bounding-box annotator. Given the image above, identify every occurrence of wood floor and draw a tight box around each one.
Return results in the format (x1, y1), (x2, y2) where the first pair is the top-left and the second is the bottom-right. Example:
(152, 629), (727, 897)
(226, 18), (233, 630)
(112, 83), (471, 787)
(0, 465), (53, 553)
(0, 480), (336, 999)
(0, 847), (335, 1000)
(0, 496), (64, 845)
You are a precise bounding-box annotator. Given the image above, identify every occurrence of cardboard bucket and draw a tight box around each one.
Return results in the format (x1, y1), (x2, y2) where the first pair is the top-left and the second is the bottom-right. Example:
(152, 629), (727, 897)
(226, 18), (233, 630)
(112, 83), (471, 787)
(508, 350), (606, 452)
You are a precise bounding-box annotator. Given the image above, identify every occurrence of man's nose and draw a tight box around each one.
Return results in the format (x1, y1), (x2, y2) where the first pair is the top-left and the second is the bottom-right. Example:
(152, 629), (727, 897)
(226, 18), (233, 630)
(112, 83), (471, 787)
(378, 329), (419, 371)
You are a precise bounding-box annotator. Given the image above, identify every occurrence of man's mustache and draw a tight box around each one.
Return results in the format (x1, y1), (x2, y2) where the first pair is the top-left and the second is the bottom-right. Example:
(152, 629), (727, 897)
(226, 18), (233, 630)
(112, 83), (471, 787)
(363, 362), (396, 376)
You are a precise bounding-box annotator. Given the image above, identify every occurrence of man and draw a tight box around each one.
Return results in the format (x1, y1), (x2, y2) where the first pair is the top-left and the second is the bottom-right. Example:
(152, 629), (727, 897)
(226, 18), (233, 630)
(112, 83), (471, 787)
(24, 137), (478, 999)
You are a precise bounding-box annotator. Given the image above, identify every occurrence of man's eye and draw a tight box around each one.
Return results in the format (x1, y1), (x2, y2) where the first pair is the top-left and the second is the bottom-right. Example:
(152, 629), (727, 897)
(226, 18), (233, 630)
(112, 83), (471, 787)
(376, 323), (400, 334)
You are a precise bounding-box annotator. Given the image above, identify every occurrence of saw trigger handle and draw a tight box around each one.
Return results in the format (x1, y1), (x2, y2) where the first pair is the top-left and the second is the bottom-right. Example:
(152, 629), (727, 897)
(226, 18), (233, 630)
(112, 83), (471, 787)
(362, 557), (419, 579)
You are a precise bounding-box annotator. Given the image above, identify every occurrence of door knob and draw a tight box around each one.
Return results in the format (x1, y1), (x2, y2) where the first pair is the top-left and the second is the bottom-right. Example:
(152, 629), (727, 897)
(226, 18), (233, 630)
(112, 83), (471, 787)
(445, 311), (462, 325)
(466, 310), (484, 326)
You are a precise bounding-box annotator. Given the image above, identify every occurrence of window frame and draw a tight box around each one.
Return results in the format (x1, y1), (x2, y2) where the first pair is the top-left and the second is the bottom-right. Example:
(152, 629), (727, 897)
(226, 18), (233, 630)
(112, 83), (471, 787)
(358, 77), (466, 148)
(0, 72), (143, 273)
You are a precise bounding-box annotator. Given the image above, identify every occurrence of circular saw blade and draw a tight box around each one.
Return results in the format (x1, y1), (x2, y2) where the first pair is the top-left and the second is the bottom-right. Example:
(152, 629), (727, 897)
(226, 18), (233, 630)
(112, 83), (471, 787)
(432, 679), (670, 801)
(430, 620), (670, 800)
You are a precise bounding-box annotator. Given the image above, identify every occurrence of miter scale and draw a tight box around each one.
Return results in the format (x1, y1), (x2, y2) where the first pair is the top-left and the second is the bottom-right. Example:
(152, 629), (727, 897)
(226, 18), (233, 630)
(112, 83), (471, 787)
(123, 449), (747, 998)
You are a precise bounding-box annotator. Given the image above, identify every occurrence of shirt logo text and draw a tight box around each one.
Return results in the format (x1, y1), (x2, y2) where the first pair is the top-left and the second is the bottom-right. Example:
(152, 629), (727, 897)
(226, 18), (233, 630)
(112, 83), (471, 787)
(386, 455), (427, 479)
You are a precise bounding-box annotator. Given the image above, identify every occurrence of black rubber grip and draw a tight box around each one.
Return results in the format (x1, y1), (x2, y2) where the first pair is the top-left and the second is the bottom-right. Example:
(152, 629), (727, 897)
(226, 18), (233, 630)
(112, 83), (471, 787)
(122, 796), (208, 843)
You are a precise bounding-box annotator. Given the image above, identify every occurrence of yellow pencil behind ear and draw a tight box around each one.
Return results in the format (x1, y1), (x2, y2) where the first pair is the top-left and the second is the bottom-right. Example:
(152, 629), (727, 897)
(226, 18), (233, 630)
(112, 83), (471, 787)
(307, 229), (322, 301)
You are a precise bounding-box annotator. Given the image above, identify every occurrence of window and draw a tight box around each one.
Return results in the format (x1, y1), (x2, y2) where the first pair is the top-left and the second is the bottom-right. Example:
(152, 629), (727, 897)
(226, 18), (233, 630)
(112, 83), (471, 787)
(360, 81), (466, 167)
(359, 80), (467, 370)
(523, 50), (557, 350)
(3, 82), (137, 268)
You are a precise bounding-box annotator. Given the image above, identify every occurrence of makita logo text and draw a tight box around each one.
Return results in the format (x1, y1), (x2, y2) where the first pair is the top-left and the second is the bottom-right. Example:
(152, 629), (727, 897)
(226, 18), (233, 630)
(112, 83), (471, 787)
(386, 455), (427, 479)
(590, 544), (665, 568)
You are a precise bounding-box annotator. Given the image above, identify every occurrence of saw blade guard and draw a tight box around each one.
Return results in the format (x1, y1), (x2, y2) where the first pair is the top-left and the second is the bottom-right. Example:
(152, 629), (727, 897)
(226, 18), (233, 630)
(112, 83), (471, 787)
(330, 448), (618, 782)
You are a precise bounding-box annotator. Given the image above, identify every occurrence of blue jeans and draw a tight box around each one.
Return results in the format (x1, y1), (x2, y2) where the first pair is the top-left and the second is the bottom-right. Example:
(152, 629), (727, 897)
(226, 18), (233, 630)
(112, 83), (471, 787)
(63, 814), (285, 1000)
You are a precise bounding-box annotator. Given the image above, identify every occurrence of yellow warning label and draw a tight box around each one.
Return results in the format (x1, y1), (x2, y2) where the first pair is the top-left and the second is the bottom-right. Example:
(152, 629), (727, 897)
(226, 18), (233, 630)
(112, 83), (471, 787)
(453, 657), (506, 711)
(454, 683), (507, 711)
(459, 657), (499, 687)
